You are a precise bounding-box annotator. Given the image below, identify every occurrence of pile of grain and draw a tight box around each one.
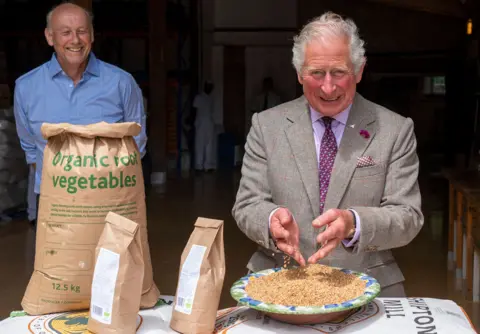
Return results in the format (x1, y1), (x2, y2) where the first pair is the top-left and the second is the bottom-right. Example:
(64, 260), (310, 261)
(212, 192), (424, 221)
(246, 264), (366, 306)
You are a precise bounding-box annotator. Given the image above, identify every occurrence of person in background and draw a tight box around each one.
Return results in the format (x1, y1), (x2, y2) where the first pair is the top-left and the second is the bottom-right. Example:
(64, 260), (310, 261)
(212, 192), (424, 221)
(13, 2), (147, 228)
(232, 12), (423, 297)
(250, 77), (282, 114)
(193, 81), (216, 172)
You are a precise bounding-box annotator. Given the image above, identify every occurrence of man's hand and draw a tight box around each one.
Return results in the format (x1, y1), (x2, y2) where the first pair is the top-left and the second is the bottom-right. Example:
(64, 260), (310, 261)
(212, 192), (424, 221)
(32, 163), (36, 171)
(270, 208), (306, 266)
(308, 209), (355, 264)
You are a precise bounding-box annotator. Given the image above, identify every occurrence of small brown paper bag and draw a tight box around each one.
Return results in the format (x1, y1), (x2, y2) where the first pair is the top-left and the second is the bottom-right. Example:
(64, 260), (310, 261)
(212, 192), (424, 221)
(87, 212), (144, 334)
(170, 217), (225, 334)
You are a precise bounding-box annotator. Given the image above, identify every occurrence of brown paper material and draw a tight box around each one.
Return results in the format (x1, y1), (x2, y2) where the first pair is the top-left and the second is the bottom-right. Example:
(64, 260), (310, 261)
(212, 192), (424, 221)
(170, 217), (225, 334)
(87, 212), (144, 334)
(22, 122), (159, 315)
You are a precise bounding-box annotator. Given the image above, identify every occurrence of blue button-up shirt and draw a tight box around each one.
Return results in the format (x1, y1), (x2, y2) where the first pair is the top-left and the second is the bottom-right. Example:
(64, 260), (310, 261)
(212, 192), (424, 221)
(14, 53), (147, 194)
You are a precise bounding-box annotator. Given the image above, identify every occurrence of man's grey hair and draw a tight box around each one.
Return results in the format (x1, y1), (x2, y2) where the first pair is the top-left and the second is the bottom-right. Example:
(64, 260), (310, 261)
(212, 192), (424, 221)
(292, 12), (366, 75)
(46, 1), (94, 30)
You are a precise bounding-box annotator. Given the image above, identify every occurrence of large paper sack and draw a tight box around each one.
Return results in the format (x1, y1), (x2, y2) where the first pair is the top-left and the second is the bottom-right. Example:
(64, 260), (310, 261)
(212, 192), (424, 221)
(22, 122), (159, 315)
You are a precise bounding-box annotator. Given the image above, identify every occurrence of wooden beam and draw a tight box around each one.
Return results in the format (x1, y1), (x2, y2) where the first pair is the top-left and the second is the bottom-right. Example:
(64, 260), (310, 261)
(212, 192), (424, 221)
(223, 46), (246, 141)
(148, 0), (167, 175)
(456, 191), (464, 278)
(366, 0), (466, 18)
(73, 0), (92, 11)
(190, 0), (199, 96)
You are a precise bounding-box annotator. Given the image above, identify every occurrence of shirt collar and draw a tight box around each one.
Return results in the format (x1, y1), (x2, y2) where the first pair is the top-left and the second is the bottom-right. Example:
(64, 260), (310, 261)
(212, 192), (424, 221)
(309, 103), (352, 126)
(85, 53), (100, 77)
(48, 52), (100, 78)
(48, 53), (63, 78)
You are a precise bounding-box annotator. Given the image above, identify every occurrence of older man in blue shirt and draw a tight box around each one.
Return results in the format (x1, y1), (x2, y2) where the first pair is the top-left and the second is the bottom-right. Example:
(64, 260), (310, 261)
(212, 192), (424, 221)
(14, 2), (147, 224)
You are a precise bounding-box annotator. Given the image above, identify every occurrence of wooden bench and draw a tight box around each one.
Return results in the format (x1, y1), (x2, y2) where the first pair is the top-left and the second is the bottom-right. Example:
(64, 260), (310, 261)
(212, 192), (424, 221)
(442, 169), (480, 301)
(472, 221), (480, 302)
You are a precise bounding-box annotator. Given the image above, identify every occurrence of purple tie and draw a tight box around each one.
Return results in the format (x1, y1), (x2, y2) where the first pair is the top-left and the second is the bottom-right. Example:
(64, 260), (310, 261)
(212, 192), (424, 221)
(318, 117), (337, 213)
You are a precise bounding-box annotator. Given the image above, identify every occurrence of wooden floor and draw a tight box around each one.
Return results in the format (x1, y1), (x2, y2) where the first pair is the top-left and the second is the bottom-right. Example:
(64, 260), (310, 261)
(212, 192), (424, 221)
(0, 168), (478, 330)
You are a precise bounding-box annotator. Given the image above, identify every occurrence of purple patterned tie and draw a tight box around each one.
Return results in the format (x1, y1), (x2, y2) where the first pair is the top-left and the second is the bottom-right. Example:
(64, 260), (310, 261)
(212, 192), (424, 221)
(318, 117), (337, 213)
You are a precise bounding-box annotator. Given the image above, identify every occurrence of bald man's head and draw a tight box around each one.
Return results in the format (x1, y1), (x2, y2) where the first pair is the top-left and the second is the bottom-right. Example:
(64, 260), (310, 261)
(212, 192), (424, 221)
(46, 2), (93, 30)
(44, 2), (94, 74)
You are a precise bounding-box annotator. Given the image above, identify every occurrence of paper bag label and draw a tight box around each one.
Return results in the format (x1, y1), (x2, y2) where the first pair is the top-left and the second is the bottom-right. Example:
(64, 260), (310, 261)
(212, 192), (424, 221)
(90, 248), (120, 324)
(175, 244), (207, 315)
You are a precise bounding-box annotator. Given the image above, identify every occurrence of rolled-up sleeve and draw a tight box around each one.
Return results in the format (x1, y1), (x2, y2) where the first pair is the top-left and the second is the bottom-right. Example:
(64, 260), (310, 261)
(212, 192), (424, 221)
(122, 74), (147, 157)
(13, 84), (36, 164)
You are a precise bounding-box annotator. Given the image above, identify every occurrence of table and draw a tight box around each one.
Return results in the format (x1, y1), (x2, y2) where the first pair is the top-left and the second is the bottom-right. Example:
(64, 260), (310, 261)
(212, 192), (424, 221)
(0, 296), (476, 333)
(442, 169), (480, 300)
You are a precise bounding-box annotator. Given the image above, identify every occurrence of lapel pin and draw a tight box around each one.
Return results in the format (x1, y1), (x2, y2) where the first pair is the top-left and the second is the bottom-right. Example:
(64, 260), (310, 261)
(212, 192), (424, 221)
(359, 129), (370, 139)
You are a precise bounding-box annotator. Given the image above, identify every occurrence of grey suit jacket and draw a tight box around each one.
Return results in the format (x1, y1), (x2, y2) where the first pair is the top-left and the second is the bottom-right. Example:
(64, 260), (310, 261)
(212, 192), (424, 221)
(232, 93), (424, 288)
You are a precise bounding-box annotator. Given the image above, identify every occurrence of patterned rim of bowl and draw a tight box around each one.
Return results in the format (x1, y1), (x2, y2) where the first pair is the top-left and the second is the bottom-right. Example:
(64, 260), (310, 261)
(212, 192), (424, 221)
(230, 266), (381, 315)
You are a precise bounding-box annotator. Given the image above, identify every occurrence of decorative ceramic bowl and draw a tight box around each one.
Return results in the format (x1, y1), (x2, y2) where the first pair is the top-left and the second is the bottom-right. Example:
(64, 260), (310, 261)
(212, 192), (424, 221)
(230, 267), (381, 325)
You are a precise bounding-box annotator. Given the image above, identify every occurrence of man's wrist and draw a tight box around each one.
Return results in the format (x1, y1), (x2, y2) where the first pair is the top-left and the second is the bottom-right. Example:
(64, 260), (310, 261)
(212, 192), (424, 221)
(268, 208), (280, 250)
(346, 209), (356, 239)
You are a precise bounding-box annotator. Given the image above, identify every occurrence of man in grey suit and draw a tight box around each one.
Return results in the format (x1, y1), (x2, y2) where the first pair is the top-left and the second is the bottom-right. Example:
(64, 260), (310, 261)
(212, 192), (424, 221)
(232, 12), (423, 297)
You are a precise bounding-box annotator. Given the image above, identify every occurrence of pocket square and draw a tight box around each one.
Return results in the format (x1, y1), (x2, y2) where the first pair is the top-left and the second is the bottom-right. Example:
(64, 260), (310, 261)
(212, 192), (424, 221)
(356, 156), (376, 168)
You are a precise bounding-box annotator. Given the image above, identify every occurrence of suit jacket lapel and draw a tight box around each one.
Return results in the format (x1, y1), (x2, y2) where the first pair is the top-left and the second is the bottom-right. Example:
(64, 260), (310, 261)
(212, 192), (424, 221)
(285, 97), (321, 218)
(324, 94), (377, 210)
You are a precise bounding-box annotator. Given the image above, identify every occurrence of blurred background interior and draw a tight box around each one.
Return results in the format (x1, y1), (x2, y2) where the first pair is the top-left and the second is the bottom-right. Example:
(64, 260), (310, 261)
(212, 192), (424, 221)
(0, 0), (479, 330)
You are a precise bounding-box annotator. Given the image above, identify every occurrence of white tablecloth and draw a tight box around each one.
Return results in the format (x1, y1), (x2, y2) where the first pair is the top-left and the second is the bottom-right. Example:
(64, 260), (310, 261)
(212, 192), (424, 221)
(0, 296), (476, 333)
